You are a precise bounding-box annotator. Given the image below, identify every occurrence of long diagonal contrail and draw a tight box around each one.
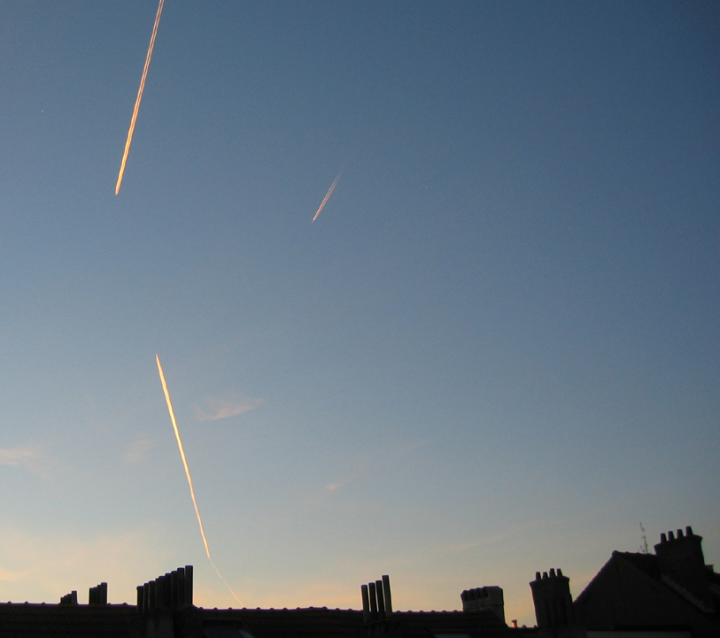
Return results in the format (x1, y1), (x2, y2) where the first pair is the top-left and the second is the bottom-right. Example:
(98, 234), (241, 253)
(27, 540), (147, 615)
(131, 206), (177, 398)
(156, 355), (242, 605)
(115, 0), (165, 195)
(312, 168), (344, 222)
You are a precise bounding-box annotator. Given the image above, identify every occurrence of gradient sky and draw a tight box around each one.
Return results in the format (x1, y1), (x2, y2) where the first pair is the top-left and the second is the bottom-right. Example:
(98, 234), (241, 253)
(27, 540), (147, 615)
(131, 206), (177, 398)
(1, 0), (718, 626)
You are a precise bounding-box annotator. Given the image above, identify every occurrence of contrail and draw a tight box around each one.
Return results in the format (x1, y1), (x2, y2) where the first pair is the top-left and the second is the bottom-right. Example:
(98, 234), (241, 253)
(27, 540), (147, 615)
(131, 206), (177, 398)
(156, 355), (242, 605)
(312, 168), (344, 223)
(115, 0), (166, 195)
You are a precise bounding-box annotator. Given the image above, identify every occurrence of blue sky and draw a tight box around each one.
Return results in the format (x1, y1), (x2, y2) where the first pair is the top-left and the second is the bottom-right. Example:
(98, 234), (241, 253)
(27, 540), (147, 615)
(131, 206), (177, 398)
(0, 0), (718, 625)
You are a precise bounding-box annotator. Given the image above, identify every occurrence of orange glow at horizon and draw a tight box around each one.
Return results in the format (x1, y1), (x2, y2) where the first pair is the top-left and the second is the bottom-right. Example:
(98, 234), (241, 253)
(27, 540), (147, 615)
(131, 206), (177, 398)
(115, 0), (165, 195)
(312, 168), (344, 222)
(155, 354), (242, 605)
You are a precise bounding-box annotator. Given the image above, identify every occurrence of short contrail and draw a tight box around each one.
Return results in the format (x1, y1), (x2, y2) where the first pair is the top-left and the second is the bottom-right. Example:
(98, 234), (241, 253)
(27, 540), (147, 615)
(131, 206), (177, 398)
(115, 0), (166, 195)
(156, 355), (242, 605)
(312, 168), (344, 223)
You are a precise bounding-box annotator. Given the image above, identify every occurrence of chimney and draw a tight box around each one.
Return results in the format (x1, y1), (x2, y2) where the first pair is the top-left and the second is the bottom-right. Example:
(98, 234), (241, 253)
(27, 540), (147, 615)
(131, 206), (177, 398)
(361, 575), (393, 623)
(88, 582), (107, 605)
(375, 580), (386, 620)
(361, 584), (370, 623)
(654, 526), (713, 611)
(382, 575), (393, 615)
(461, 586), (505, 622)
(138, 566), (194, 615)
(60, 591), (78, 606)
(368, 581), (378, 619)
(530, 569), (574, 629)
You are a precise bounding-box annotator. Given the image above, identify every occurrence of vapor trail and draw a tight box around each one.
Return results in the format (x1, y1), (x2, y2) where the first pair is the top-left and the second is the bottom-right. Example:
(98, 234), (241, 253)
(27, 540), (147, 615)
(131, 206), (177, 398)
(312, 168), (344, 222)
(156, 355), (242, 605)
(115, 0), (165, 195)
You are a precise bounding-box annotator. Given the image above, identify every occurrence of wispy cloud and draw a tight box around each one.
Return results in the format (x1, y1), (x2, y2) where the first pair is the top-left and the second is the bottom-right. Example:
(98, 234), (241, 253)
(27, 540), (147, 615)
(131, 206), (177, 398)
(122, 438), (156, 464)
(323, 476), (353, 493)
(443, 503), (625, 556)
(304, 439), (430, 505)
(0, 445), (44, 473)
(194, 397), (264, 423)
(0, 524), (171, 603)
(0, 567), (23, 582)
(445, 532), (510, 553)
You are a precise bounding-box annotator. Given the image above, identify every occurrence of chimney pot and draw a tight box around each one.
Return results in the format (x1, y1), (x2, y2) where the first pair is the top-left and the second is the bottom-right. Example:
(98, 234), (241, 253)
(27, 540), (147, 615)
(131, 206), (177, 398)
(171, 570), (179, 609)
(382, 575), (393, 615)
(368, 581), (378, 618)
(654, 525), (710, 609)
(176, 567), (185, 607)
(530, 570), (573, 629)
(686, 525), (694, 536)
(158, 575), (166, 608)
(361, 584), (370, 622)
(375, 580), (386, 619)
(184, 565), (193, 606)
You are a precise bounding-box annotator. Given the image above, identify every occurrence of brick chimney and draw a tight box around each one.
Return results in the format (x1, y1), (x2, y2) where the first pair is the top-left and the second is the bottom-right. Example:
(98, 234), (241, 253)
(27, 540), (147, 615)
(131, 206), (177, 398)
(530, 569), (585, 638)
(530, 569), (573, 629)
(461, 586), (505, 622)
(654, 526), (713, 612)
(89, 582), (107, 605)
(134, 566), (198, 638)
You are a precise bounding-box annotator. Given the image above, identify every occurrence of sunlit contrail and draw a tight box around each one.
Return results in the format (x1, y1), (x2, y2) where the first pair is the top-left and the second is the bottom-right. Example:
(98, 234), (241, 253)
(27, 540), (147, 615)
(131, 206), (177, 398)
(156, 355), (242, 605)
(115, 0), (166, 195)
(312, 168), (344, 222)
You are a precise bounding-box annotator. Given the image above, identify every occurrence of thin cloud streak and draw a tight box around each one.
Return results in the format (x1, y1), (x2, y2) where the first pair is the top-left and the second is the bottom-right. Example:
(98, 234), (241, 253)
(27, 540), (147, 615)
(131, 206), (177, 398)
(156, 355), (242, 605)
(0, 445), (56, 478)
(0, 446), (41, 468)
(443, 503), (627, 555)
(122, 438), (156, 464)
(312, 168), (344, 222)
(115, 0), (165, 194)
(194, 397), (264, 423)
(0, 524), (171, 602)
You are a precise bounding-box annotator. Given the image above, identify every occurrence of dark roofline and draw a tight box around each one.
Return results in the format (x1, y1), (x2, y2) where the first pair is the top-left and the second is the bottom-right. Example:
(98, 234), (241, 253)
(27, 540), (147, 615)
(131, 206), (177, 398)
(573, 550), (623, 606)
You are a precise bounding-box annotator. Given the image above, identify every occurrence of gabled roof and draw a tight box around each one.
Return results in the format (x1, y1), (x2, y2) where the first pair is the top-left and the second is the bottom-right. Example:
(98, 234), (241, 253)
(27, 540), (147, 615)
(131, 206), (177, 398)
(573, 551), (720, 637)
(588, 551), (720, 612)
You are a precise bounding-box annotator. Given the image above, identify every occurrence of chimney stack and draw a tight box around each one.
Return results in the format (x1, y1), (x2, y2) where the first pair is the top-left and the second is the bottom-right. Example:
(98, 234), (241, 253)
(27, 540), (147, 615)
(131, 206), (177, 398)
(137, 566), (194, 615)
(654, 526), (713, 611)
(461, 586), (505, 622)
(59, 591), (78, 606)
(88, 582), (107, 605)
(530, 569), (574, 629)
(361, 575), (393, 623)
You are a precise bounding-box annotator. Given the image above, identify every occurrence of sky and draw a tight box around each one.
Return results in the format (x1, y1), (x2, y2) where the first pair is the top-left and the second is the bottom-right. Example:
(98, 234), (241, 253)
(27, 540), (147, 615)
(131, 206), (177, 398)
(0, 0), (718, 626)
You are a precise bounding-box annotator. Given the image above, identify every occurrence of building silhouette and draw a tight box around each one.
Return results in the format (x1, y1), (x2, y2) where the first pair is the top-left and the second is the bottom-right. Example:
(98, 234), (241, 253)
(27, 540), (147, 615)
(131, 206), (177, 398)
(0, 526), (717, 637)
